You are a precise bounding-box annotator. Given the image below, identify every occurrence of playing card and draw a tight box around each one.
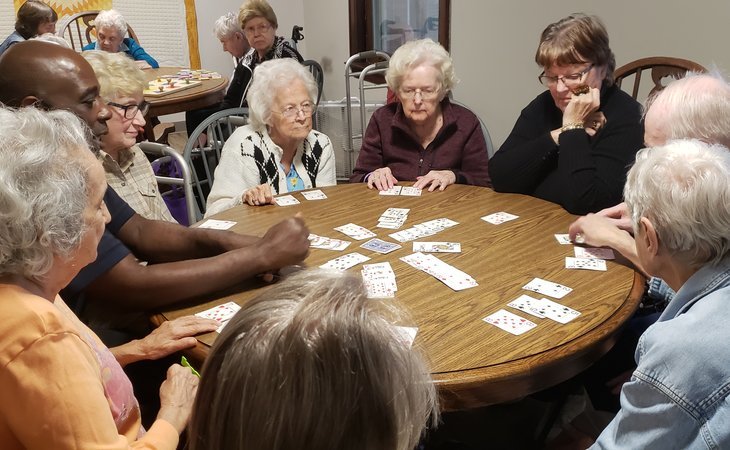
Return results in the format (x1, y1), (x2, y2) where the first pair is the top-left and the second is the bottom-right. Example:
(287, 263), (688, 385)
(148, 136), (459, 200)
(389, 228), (421, 242)
(554, 234), (572, 245)
(320, 252), (371, 270)
(393, 326), (418, 348)
(574, 247), (615, 260)
(400, 252), (478, 291)
(565, 257), (607, 271)
(334, 223), (377, 240)
(379, 186), (402, 195)
(413, 242), (461, 253)
(481, 212), (519, 225)
(360, 238), (402, 254)
(400, 186), (422, 196)
(195, 301), (241, 323)
(308, 233), (350, 251)
(483, 309), (537, 335)
(528, 298), (581, 324)
(507, 294), (547, 318)
(522, 277), (573, 299)
(301, 189), (327, 200)
(197, 219), (236, 230)
(380, 207), (410, 219)
(274, 194), (300, 206)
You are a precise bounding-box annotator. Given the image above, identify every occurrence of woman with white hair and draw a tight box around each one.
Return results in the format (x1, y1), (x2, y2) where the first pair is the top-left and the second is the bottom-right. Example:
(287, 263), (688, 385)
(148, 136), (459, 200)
(0, 107), (202, 449)
(350, 38), (491, 191)
(591, 139), (730, 448)
(189, 269), (439, 450)
(205, 58), (335, 215)
(83, 9), (159, 69)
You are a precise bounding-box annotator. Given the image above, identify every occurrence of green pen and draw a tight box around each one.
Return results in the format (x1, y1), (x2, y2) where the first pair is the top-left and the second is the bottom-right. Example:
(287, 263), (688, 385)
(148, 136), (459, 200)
(181, 356), (201, 378)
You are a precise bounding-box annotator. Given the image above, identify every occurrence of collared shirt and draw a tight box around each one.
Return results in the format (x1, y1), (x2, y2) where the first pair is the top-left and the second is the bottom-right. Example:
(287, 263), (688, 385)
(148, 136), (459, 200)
(280, 162), (304, 192)
(98, 144), (176, 223)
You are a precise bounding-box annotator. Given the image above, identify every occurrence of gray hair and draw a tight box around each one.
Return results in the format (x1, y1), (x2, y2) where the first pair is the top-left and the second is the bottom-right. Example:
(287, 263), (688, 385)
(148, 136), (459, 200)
(385, 38), (458, 97)
(625, 139), (730, 268)
(0, 106), (93, 280)
(246, 58), (317, 131)
(213, 12), (242, 40)
(644, 71), (730, 148)
(30, 32), (70, 48)
(94, 9), (128, 37)
(189, 269), (439, 450)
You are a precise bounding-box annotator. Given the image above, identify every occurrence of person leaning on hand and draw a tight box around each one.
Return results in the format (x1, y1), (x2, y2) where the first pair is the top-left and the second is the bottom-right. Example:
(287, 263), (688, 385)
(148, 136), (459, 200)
(488, 13), (644, 215)
(205, 58), (335, 215)
(349, 38), (491, 192)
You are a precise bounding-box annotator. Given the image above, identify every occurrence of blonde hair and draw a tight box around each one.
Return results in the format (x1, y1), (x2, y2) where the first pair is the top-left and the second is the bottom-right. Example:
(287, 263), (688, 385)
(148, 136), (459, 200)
(385, 38), (457, 96)
(82, 50), (146, 101)
(189, 269), (439, 450)
(238, 0), (278, 30)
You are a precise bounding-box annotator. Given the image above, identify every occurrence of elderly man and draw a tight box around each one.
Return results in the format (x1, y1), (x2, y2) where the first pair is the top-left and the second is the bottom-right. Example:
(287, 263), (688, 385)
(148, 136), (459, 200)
(590, 139), (730, 448)
(0, 41), (309, 325)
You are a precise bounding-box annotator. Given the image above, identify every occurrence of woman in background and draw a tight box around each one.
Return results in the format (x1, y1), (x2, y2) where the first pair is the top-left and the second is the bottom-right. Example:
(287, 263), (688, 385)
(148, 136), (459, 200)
(82, 9), (159, 69)
(0, 0), (57, 57)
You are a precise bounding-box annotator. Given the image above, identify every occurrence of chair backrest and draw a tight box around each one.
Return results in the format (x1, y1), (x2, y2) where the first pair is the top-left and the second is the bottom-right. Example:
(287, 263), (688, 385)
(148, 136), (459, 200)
(614, 56), (707, 101)
(302, 59), (324, 106)
(450, 99), (495, 158)
(57, 10), (140, 52)
(139, 142), (197, 226)
(183, 107), (250, 221)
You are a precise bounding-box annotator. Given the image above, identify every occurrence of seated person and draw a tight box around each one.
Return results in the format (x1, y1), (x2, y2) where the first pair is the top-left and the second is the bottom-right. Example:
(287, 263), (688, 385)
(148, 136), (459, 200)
(84, 50), (176, 223)
(0, 41), (309, 326)
(185, 0), (302, 135)
(591, 139), (730, 448)
(0, 106), (214, 449)
(0, 0), (56, 57)
(189, 269), (439, 450)
(488, 14), (644, 214)
(82, 9), (159, 69)
(350, 38), (491, 191)
(205, 58), (335, 216)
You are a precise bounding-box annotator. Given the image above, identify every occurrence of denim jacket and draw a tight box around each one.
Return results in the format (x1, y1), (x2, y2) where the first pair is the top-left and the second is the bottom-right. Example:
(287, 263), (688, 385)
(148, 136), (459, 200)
(592, 258), (730, 449)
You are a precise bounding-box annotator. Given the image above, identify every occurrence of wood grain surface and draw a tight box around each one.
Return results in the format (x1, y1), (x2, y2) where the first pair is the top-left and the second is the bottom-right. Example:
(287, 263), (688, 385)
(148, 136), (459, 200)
(156, 183), (642, 410)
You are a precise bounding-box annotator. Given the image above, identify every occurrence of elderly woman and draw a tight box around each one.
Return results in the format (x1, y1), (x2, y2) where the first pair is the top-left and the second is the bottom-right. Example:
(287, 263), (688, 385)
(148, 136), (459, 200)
(0, 107), (215, 449)
(489, 13), (643, 215)
(0, 0), (57, 57)
(82, 9), (159, 69)
(350, 38), (491, 191)
(205, 58), (335, 216)
(189, 270), (439, 450)
(83, 50), (176, 223)
(590, 140), (730, 448)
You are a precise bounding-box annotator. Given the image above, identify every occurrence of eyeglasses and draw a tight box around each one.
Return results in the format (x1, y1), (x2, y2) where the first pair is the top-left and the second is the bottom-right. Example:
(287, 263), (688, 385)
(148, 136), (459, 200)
(538, 64), (594, 88)
(399, 87), (440, 100)
(275, 102), (315, 119)
(244, 23), (272, 35)
(107, 101), (150, 119)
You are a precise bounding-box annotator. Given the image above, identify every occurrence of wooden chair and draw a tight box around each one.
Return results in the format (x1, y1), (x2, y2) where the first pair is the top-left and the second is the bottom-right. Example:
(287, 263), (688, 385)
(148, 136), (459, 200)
(614, 56), (707, 101)
(56, 10), (140, 52)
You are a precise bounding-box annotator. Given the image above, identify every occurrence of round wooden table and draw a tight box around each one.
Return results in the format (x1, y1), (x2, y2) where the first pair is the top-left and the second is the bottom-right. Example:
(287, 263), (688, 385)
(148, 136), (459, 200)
(143, 67), (228, 118)
(155, 183), (642, 411)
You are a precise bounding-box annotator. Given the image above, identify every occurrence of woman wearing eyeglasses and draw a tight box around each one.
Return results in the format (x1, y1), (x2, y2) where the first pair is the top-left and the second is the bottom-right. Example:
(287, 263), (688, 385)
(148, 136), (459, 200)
(489, 13), (643, 215)
(83, 50), (177, 223)
(350, 38), (491, 191)
(205, 58), (335, 215)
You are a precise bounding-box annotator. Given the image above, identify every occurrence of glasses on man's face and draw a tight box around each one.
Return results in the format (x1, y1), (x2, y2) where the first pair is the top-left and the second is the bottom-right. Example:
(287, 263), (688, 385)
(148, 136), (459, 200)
(276, 102), (315, 119)
(107, 101), (150, 119)
(538, 64), (594, 88)
(399, 87), (440, 101)
(244, 23), (272, 35)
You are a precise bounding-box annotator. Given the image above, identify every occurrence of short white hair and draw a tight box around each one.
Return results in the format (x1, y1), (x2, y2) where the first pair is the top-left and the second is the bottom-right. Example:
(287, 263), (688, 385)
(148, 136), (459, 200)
(246, 58), (317, 132)
(213, 12), (242, 40)
(0, 106), (93, 280)
(624, 139), (730, 267)
(385, 38), (458, 96)
(31, 32), (71, 48)
(94, 9), (128, 37)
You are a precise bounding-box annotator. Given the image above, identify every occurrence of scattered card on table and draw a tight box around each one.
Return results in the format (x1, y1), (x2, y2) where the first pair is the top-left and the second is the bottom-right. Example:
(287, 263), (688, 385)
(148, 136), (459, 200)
(308, 233), (350, 251)
(565, 257), (607, 271)
(360, 238), (402, 254)
(529, 298), (581, 324)
(197, 219), (236, 230)
(507, 294), (546, 318)
(195, 301), (240, 323)
(274, 194), (300, 206)
(483, 309), (537, 335)
(574, 247), (615, 260)
(394, 326), (418, 348)
(334, 223), (377, 240)
(481, 212), (519, 225)
(400, 186), (422, 196)
(522, 277), (573, 299)
(320, 252), (371, 270)
(413, 242), (461, 253)
(379, 186), (402, 196)
(554, 234), (572, 245)
(301, 189), (327, 200)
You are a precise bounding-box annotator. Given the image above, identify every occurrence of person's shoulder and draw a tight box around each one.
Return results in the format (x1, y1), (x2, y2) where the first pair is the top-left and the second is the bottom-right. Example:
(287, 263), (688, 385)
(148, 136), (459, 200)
(602, 84), (642, 116)
(82, 41), (95, 51)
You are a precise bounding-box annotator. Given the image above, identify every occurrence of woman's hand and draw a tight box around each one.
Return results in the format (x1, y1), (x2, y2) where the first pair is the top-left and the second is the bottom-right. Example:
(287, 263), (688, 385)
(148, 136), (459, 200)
(413, 170), (456, 191)
(562, 86), (600, 126)
(367, 167), (398, 191)
(156, 364), (200, 433)
(137, 316), (218, 361)
(242, 184), (274, 206)
(584, 111), (607, 137)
